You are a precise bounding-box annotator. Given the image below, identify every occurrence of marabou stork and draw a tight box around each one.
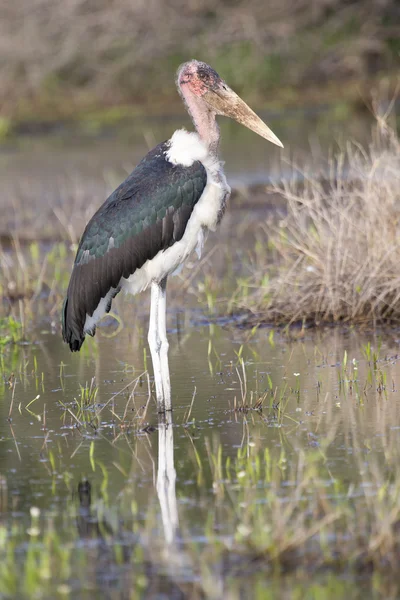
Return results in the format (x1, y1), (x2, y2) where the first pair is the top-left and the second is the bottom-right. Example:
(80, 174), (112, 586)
(62, 60), (283, 411)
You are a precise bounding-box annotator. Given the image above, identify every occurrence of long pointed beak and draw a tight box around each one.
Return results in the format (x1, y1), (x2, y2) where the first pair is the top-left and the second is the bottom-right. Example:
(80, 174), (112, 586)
(203, 84), (283, 148)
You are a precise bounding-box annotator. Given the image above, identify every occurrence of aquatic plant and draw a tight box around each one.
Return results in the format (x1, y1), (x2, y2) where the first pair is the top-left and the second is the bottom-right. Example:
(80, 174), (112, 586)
(0, 316), (23, 347)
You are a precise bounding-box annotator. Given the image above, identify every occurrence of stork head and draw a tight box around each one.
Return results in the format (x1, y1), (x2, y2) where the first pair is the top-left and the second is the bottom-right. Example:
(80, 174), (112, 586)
(177, 60), (283, 148)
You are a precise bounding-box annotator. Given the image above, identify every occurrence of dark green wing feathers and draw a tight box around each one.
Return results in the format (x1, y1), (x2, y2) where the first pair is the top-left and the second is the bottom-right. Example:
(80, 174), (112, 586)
(62, 141), (207, 351)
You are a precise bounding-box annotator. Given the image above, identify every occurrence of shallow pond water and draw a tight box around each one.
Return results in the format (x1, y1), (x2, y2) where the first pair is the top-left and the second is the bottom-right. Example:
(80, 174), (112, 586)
(2, 311), (400, 598)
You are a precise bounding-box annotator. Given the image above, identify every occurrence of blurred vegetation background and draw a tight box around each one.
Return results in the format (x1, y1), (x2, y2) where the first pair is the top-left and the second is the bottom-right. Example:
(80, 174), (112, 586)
(1, 0), (398, 120)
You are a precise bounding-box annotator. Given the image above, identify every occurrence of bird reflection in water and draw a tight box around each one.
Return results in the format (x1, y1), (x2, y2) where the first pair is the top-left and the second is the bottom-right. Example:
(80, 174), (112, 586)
(76, 416), (179, 547)
(73, 417), (182, 597)
(156, 410), (179, 545)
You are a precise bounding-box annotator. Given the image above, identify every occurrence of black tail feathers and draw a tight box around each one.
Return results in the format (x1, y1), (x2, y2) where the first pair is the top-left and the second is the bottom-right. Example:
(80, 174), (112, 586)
(62, 297), (85, 352)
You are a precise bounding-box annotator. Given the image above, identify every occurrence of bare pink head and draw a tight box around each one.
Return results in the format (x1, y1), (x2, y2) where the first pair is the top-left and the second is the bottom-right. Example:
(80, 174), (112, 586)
(176, 60), (283, 152)
(177, 60), (222, 99)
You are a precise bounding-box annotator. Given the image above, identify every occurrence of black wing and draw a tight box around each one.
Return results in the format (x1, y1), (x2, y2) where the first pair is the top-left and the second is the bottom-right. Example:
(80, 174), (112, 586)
(62, 141), (207, 351)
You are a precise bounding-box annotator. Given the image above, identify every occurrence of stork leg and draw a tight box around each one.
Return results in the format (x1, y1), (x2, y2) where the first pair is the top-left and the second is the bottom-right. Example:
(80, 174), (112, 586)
(158, 277), (171, 410)
(148, 278), (171, 412)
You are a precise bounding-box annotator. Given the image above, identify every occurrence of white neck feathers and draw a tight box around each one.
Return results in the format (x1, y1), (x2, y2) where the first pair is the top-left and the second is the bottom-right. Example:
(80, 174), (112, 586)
(165, 130), (208, 167)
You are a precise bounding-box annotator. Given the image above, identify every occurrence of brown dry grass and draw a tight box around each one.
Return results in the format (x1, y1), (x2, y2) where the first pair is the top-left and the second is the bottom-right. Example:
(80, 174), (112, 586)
(241, 112), (400, 326)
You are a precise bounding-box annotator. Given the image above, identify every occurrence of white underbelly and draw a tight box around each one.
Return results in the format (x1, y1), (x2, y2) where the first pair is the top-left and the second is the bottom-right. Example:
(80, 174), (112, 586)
(121, 180), (226, 296)
(122, 227), (205, 295)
